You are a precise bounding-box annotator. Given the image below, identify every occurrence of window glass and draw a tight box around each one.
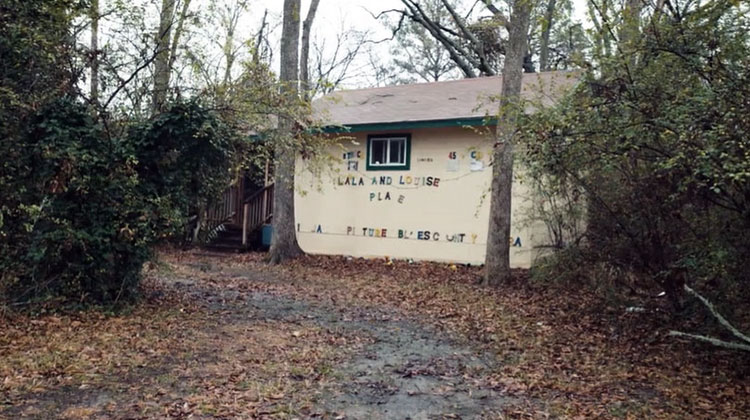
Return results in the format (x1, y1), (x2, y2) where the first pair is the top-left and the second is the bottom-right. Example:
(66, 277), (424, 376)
(371, 139), (387, 165)
(367, 134), (410, 170)
(389, 139), (404, 164)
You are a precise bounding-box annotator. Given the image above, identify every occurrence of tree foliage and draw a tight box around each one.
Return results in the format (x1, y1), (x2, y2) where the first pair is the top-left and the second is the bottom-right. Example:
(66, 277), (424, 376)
(0, 1), (246, 307)
(1, 99), (155, 304)
(383, 0), (461, 83)
(385, 0), (586, 78)
(129, 101), (242, 228)
(521, 1), (750, 311)
(1, 98), (242, 307)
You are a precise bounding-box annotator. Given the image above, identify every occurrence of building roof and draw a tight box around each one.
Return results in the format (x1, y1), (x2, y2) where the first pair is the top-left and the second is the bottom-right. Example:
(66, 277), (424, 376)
(313, 71), (578, 131)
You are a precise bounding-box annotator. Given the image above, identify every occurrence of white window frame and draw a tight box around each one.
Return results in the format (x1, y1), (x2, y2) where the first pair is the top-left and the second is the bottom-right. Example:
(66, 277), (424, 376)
(367, 134), (411, 170)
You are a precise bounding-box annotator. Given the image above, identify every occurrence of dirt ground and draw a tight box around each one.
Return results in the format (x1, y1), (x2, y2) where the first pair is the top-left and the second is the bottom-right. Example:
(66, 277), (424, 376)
(1, 250), (748, 419)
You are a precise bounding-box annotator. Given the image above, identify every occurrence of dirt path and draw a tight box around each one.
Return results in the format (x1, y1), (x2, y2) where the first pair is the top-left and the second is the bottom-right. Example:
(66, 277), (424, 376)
(245, 290), (510, 419)
(201, 260), (514, 419)
(5, 252), (747, 419)
(2, 254), (515, 419)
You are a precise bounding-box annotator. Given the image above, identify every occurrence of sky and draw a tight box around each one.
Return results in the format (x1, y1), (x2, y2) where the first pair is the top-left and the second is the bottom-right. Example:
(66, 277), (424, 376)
(256, 0), (408, 40)
(251, 0), (590, 88)
(254, 0), (589, 38)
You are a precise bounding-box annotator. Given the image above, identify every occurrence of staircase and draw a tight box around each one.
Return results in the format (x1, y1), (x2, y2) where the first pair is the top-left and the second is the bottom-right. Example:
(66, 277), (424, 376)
(202, 183), (274, 252)
(204, 225), (245, 252)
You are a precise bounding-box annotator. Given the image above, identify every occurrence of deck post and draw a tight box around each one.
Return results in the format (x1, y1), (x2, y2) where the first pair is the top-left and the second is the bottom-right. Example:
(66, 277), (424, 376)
(242, 203), (250, 246)
(242, 203), (249, 246)
(261, 188), (268, 223)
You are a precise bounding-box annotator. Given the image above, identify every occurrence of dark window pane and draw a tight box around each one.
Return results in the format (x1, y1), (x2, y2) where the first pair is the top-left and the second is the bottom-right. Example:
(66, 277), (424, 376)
(371, 139), (386, 165)
(390, 139), (404, 164)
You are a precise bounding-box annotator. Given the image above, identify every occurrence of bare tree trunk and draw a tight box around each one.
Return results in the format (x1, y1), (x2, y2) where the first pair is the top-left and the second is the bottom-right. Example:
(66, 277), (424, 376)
(90, 0), (99, 105)
(300, 0), (321, 101)
(168, 0), (192, 75)
(151, 0), (191, 114)
(152, 0), (176, 114)
(221, 19), (236, 87)
(269, 0), (304, 264)
(539, 0), (557, 72)
(483, 0), (532, 287)
(619, 0), (642, 68)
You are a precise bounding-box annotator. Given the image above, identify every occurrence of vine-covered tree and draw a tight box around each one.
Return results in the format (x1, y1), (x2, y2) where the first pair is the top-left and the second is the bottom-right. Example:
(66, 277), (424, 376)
(0, 1), (246, 307)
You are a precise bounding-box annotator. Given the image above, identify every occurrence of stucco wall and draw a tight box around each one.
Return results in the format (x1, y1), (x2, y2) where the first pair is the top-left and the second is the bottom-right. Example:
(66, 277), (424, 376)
(294, 126), (546, 267)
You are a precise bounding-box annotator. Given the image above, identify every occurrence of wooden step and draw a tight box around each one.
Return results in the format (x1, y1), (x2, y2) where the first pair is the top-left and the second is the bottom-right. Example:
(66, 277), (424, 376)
(203, 242), (246, 253)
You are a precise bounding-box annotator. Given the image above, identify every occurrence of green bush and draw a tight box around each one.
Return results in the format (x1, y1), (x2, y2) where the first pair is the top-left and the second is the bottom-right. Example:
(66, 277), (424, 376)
(0, 99), (242, 307)
(128, 101), (242, 242)
(0, 1), (244, 308)
(521, 2), (750, 311)
(1, 99), (155, 305)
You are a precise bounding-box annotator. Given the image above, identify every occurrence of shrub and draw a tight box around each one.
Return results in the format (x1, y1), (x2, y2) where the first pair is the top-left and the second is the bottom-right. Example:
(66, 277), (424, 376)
(1, 99), (155, 305)
(521, 2), (750, 312)
(0, 99), (243, 307)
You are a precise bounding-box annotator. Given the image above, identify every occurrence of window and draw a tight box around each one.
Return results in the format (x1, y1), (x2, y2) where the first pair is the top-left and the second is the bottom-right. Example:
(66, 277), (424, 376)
(366, 134), (411, 171)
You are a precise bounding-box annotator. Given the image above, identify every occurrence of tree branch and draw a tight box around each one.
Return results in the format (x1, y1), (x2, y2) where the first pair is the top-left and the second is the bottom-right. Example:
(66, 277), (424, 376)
(440, 0), (493, 75)
(687, 285), (750, 343)
(668, 331), (750, 352)
(401, 0), (479, 77)
(669, 284), (750, 352)
(481, 0), (509, 27)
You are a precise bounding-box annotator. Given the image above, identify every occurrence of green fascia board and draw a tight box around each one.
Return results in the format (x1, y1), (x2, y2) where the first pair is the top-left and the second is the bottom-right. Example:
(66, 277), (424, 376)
(323, 116), (496, 134)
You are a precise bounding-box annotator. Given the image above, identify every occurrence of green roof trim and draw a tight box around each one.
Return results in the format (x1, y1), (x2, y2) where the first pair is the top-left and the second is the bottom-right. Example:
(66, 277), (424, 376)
(322, 116), (496, 133)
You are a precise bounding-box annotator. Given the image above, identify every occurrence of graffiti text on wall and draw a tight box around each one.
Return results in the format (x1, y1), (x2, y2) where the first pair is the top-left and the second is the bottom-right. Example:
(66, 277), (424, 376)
(311, 225), (525, 247)
(343, 150), (362, 172)
(336, 175), (441, 188)
(369, 191), (407, 203)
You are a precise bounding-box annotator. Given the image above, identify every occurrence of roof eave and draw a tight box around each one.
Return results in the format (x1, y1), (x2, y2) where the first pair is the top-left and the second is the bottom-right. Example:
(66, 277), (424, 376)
(322, 116), (497, 134)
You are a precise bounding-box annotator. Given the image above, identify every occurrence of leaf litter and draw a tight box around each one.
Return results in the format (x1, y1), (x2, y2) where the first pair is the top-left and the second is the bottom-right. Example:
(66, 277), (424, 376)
(1, 249), (748, 419)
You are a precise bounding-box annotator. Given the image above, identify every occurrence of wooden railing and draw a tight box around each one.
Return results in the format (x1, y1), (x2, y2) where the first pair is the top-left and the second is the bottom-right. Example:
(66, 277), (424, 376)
(242, 183), (274, 246)
(203, 184), (239, 242)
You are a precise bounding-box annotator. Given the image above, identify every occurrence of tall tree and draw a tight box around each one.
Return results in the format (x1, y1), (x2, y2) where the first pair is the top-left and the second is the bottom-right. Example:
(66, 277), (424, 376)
(533, 0), (588, 71)
(153, 0), (176, 113)
(390, 1), (586, 77)
(90, 0), (100, 105)
(269, 0), (304, 264)
(394, 0), (514, 77)
(539, 0), (557, 71)
(152, 0), (192, 114)
(483, 0), (532, 286)
(300, 0), (321, 100)
(219, 0), (248, 89)
(185, 0), (251, 102)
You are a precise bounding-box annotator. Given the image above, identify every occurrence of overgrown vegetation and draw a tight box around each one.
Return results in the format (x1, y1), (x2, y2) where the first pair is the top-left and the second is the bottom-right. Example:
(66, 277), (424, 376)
(520, 1), (749, 321)
(0, 1), (245, 307)
(0, 97), (243, 306)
